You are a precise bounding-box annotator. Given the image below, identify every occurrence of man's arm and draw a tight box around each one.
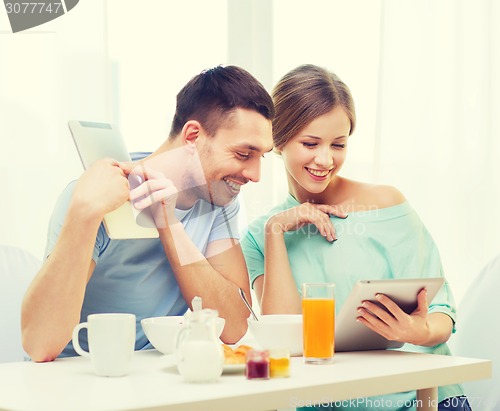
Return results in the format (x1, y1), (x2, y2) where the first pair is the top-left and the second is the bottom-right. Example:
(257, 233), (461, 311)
(158, 223), (251, 344)
(21, 159), (130, 362)
(127, 165), (251, 344)
(22, 235), (96, 362)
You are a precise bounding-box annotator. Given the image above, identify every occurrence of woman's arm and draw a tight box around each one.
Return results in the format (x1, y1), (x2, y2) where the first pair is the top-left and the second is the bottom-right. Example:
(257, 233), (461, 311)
(256, 202), (347, 314)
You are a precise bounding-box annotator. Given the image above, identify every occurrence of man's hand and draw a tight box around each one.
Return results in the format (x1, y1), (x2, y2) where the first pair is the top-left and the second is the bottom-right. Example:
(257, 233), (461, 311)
(71, 158), (130, 219)
(127, 164), (178, 229)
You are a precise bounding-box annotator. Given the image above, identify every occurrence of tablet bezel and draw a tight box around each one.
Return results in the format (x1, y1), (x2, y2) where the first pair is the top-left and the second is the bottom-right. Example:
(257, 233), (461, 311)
(335, 277), (445, 352)
(68, 120), (159, 240)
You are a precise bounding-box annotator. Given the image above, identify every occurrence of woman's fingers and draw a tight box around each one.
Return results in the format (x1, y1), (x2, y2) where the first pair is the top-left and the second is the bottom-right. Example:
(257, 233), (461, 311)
(310, 206), (337, 241)
(316, 204), (348, 219)
(311, 203), (348, 241)
(316, 214), (336, 242)
(284, 202), (338, 242)
(357, 291), (431, 344)
(267, 202), (345, 242)
(416, 289), (428, 313)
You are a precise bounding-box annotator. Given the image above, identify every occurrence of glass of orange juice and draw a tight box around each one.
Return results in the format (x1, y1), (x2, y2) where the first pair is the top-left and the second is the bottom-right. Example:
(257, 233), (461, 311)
(302, 283), (335, 364)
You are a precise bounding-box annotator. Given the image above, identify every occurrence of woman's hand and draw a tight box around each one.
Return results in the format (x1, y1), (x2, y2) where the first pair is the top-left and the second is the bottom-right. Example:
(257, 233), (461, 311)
(265, 202), (347, 242)
(356, 289), (436, 346)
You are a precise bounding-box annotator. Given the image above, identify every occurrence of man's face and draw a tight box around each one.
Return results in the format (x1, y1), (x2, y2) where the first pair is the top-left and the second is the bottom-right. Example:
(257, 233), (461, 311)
(195, 108), (273, 206)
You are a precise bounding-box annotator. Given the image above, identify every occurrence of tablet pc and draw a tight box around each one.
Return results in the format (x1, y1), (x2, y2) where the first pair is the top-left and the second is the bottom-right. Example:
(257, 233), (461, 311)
(68, 120), (159, 240)
(335, 277), (445, 352)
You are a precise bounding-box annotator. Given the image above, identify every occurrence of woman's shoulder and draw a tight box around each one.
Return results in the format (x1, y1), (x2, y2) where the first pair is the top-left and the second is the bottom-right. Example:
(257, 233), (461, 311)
(364, 182), (406, 208)
(340, 178), (406, 210)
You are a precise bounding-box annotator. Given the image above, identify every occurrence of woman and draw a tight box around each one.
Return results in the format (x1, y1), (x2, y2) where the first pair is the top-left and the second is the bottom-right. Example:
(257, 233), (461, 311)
(241, 64), (470, 411)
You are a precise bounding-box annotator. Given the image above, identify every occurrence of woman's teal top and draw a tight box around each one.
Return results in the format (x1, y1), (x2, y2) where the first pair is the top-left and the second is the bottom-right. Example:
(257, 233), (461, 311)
(241, 194), (463, 410)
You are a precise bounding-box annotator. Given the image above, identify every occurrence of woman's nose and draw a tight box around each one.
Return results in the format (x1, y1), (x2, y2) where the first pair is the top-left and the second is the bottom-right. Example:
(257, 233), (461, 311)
(314, 147), (334, 168)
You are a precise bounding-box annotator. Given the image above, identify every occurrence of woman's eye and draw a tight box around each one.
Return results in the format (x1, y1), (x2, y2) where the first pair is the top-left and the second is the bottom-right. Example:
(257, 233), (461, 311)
(333, 144), (346, 149)
(302, 142), (317, 148)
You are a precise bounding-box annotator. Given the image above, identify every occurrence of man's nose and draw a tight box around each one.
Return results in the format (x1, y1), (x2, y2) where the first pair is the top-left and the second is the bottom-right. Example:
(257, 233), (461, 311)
(242, 158), (262, 183)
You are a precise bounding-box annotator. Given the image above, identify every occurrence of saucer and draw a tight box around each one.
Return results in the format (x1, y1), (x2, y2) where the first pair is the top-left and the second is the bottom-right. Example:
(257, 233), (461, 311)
(222, 363), (245, 374)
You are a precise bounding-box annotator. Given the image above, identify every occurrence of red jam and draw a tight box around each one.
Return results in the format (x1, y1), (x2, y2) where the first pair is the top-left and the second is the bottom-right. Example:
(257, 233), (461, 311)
(245, 350), (270, 380)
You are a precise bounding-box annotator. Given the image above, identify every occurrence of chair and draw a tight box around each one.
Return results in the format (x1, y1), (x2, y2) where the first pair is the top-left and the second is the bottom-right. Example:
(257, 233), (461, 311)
(448, 254), (500, 410)
(0, 245), (40, 363)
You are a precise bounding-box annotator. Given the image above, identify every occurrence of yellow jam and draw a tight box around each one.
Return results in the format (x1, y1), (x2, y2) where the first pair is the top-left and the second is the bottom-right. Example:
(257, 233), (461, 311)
(270, 356), (290, 378)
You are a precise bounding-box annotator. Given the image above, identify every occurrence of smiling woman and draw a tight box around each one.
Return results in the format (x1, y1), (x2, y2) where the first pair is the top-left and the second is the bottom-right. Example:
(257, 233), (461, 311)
(279, 106), (351, 202)
(241, 63), (471, 411)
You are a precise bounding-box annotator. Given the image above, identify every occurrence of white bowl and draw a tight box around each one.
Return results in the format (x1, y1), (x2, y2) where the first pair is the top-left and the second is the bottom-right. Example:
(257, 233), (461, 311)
(247, 314), (303, 356)
(141, 316), (225, 355)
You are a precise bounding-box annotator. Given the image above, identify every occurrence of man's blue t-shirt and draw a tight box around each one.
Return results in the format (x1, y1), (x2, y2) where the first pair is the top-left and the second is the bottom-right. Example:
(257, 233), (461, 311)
(45, 154), (240, 357)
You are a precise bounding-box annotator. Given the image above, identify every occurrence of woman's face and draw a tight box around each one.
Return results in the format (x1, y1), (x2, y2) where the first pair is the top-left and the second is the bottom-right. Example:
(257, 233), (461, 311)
(279, 105), (351, 196)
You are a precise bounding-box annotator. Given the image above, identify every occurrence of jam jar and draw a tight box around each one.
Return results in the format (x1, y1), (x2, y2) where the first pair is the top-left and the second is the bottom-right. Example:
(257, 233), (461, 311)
(245, 349), (270, 380)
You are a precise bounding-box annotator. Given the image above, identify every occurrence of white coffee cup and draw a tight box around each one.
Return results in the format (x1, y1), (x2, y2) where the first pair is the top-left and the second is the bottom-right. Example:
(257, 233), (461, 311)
(72, 313), (136, 377)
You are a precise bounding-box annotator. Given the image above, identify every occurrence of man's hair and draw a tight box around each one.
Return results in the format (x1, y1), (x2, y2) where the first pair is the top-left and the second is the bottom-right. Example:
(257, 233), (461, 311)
(169, 65), (275, 138)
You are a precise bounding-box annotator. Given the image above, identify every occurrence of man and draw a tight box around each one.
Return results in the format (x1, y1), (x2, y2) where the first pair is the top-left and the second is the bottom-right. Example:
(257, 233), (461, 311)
(21, 65), (274, 362)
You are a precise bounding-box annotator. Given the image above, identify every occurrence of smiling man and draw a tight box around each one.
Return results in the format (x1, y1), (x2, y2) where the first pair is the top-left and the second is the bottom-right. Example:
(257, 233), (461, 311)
(21, 66), (274, 362)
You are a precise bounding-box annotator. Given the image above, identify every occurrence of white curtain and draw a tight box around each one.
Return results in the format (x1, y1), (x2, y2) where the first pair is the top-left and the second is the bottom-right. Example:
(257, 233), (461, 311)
(0, 0), (108, 258)
(376, 0), (500, 300)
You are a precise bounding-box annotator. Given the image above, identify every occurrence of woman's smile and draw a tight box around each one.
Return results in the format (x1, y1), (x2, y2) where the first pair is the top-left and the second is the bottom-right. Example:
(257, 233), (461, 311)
(305, 167), (332, 180)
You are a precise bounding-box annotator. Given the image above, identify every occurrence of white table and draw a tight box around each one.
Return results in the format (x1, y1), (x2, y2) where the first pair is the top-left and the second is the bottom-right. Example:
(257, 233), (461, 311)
(0, 349), (491, 411)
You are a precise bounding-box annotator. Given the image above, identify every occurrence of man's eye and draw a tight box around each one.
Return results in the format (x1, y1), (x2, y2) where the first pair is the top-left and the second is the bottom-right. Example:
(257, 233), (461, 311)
(236, 152), (250, 159)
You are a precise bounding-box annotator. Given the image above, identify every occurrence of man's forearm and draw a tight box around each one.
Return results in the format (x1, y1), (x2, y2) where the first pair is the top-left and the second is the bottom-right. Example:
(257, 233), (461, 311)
(21, 208), (100, 362)
(159, 223), (250, 343)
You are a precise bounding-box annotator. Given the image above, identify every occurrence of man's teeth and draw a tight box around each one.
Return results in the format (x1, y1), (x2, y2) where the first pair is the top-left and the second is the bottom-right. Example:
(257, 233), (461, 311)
(307, 168), (330, 177)
(224, 178), (241, 191)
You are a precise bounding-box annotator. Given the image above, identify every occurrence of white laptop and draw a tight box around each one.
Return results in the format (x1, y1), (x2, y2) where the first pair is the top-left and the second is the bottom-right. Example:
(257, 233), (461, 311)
(335, 277), (445, 352)
(68, 120), (159, 240)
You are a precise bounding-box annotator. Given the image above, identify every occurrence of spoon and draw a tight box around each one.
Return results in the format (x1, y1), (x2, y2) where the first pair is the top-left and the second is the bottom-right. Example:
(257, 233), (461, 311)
(192, 296), (202, 312)
(238, 288), (259, 321)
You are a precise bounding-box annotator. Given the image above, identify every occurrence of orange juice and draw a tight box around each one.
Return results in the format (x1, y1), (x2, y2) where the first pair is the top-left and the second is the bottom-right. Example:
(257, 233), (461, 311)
(302, 298), (335, 360)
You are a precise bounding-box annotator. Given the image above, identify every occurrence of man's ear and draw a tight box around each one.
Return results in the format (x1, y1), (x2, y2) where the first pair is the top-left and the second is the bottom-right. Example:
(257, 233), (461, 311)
(181, 120), (202, 146)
